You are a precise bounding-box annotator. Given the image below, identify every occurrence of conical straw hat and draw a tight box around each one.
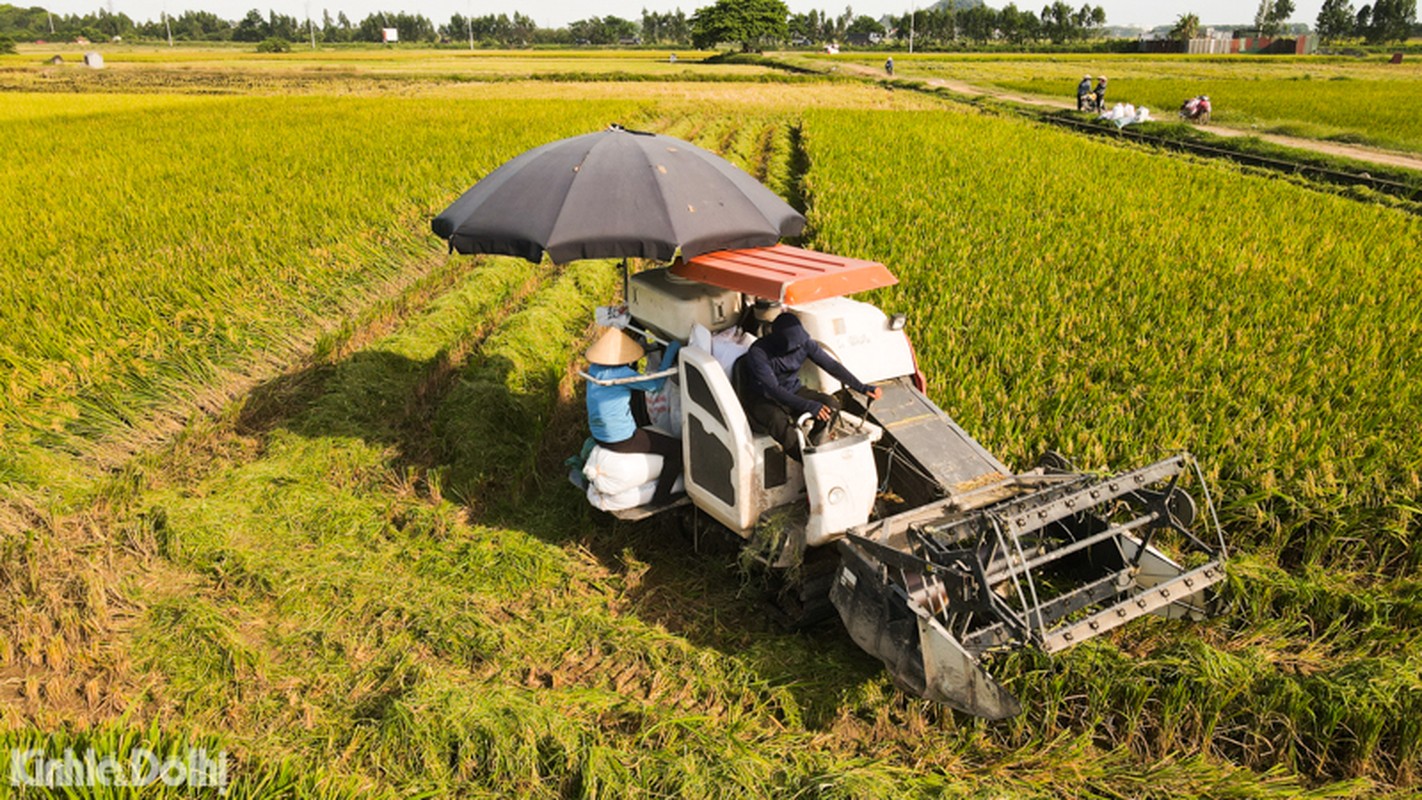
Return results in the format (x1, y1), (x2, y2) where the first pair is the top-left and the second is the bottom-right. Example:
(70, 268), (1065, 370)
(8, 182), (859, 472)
(586, 328), (644, 366)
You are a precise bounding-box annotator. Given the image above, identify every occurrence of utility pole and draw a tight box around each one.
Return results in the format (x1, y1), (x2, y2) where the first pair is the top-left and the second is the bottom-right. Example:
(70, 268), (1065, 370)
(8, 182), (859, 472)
(163, 5), (173, 45)
(467, 1), (474, 50)
(307, 2), (316, 48)
(47, 9), (54, 34)
(909, 3), (915, 53)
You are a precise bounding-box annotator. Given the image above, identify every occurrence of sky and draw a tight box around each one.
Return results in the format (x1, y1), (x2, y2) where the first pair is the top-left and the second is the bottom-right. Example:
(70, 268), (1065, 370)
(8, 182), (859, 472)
(47, 0), (1327, 33)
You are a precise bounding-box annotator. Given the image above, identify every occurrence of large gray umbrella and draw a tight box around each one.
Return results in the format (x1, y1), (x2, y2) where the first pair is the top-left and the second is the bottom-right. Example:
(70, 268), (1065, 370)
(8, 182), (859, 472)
(431, 125), (806, 264)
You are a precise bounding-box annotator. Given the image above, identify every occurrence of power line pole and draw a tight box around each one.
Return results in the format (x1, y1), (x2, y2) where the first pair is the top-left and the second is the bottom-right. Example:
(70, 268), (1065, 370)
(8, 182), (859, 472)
(909, 3), (915, 53)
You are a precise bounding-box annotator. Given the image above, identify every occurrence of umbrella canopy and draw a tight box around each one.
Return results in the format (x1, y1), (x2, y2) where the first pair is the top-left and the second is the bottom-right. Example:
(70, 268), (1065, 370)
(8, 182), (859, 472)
(431, 125), (806, 264)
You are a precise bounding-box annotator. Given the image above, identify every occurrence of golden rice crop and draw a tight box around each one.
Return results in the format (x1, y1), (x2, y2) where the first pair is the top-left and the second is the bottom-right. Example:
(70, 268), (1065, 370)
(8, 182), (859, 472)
(0, 93), (635, 475)
(800, 105), (1422, 782)
(3, 63), (1419, 796)
(834, 53), (1422, 152)
(1004, 75), (1422, 151)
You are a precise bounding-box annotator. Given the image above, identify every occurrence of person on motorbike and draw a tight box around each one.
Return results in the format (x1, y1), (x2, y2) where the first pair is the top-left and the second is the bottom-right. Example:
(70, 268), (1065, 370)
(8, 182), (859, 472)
(1181, 95), (1211, 122)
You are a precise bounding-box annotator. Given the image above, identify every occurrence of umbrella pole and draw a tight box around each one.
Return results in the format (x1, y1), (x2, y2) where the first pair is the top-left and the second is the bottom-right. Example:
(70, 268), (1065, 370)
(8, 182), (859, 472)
(620, 259), (630, 309)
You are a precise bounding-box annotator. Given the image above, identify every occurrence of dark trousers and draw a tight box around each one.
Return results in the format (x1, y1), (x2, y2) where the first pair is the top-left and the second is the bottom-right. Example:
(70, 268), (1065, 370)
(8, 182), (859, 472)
(600, 428), (682, 504)
(745, 388), (839, 461)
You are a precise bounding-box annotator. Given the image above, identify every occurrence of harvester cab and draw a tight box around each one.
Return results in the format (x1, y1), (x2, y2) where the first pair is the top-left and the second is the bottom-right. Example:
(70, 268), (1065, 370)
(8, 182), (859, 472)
(585, 244), (1228, 719)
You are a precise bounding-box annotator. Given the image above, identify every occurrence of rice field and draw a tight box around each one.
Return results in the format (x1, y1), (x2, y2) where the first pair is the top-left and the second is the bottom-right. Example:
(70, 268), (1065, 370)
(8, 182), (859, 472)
(2, 43), (780, 78)
(1, 52), (1420, 798)
(0, 93), (636, 488)
(802, 106), (1422, 785)
(821, 52), (1422, 152)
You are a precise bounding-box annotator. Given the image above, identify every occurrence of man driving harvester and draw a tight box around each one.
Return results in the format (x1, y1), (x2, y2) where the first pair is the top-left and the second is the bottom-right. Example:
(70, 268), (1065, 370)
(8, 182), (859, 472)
(736, 312), (883, 460)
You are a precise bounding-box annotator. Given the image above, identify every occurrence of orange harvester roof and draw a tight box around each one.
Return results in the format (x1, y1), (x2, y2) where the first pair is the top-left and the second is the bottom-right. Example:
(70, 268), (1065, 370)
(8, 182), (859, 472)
(671, 244), (898, 304)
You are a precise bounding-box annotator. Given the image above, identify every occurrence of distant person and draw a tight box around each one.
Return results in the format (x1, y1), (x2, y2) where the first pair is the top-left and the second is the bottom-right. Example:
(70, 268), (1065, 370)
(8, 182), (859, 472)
(1094, 75), (1107, 110)
(735, 313), (882, 460)
(1077, 75), (1092, 111)
(585, 328), (682, 504)
(885, 56), (894, 76)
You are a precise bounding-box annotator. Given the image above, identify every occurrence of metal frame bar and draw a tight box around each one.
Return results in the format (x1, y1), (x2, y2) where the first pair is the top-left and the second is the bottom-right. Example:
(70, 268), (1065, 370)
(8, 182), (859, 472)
(577, 367), (678, 386)
(1040, 561), (1226, 652)
(982, 511), (1157, 584)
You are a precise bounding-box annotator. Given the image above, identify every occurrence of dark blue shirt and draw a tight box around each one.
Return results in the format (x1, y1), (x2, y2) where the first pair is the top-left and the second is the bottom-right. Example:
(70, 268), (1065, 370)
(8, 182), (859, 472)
(742, 315), (871, 416)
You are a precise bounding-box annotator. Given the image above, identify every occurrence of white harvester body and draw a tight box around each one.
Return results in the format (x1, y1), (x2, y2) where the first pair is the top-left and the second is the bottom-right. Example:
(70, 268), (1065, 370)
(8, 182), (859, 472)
(593, 246), (1227, 720)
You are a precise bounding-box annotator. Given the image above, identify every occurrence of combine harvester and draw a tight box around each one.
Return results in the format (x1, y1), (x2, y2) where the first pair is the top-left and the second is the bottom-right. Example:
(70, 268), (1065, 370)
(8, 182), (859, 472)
(432, 126), (1227, 719)
(604, 245), (1228, 719)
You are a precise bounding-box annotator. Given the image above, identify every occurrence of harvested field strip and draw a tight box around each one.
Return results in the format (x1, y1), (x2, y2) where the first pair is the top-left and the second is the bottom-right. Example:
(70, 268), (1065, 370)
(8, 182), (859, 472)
(435, 261), (618, 507)
(0, 254), (559, 729)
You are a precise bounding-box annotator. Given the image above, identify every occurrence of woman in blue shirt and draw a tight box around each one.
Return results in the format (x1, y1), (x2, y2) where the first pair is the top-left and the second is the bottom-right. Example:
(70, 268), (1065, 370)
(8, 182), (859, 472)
(585, 327), (683, 504)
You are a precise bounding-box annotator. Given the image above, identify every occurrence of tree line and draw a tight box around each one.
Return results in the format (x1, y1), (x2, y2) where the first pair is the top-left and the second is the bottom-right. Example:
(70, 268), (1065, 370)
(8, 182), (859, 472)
(684, 0), (1108, 51)
(879, 2), (1106, 47)
(4, 0), (1411, 51)
(0, 0), (1111, 48)
(1168, 0), (1415, 44)
(0, 4), (574, 45)
(1315, 0), (1417, 43)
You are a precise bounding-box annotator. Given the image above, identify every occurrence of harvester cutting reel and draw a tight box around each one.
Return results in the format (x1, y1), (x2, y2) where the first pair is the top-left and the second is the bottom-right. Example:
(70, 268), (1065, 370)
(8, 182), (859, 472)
(830, 453), (1228, 720)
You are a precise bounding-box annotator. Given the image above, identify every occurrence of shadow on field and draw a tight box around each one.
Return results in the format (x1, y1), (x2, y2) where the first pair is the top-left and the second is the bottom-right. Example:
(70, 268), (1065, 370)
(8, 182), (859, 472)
(234, 346), (884, 728)
(492, 484), (887, 728)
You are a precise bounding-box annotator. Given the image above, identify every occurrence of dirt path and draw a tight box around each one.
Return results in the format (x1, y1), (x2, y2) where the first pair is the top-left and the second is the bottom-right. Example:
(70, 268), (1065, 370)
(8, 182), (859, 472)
(837, 62), (1422, 174)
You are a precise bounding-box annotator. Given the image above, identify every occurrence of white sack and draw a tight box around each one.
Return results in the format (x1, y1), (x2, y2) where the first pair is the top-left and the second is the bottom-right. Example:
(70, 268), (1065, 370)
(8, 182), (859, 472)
(644, 377), (683, 437)
(582, 445), (664, 496)
(586, 476), (685, 511)
(711, 328), (755, 376)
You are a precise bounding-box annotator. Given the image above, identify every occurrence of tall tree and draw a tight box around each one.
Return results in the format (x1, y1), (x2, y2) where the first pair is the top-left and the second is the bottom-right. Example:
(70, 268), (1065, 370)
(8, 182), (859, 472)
(233, 8), (267, 41)
(690, 0), (788, 50)
(845, 14), (883, 35)
(1254, 0), (1275, 32)
(1254, 0), (1294, 35)
(998, 4), (1040, 43)
(1271, 0), (1296, 32)
(1315, 0), (1355, 42)
(1170, 11), (1200, 39)
(1074, 3), (1105, 37)
(958, 4), (996, 42)
(1359, 0), (1417, 42)
(1039, 1), (1074, 42)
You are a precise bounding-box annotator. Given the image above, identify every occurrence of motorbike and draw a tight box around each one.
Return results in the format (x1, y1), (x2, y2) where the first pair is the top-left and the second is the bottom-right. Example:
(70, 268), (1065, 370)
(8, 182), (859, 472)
(1180, 96), (1212, 124)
